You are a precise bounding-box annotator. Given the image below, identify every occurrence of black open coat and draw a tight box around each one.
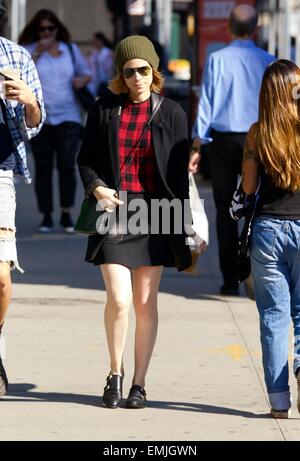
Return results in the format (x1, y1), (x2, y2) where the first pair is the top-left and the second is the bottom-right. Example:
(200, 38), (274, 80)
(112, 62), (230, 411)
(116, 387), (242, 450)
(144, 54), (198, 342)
(77, 92), (192, 271)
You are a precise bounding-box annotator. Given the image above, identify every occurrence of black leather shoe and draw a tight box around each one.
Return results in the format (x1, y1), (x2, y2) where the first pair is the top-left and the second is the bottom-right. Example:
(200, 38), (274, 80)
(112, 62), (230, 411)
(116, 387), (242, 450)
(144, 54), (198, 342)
(126, 385), (147, 409)
(0, 356), (8, 396)
(102, 372), (123, 408)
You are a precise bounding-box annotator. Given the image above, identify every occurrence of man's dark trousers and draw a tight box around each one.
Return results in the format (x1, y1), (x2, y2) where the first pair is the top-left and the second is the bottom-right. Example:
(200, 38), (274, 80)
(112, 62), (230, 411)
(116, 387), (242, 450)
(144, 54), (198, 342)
(208, 129), (247, 288)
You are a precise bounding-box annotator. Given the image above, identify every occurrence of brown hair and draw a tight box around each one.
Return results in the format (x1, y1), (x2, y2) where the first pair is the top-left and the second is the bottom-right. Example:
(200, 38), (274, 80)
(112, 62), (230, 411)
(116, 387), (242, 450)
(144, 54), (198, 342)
(19, 9), (71, 45)
(254, 59), (300, 192)
(108, 68), (164, 95)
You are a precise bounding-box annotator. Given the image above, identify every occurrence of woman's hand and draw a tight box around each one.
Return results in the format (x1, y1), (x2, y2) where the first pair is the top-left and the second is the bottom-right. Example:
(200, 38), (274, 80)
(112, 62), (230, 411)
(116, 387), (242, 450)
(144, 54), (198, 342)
(93, 186), (124, 212)
(32, 39), (57, 62)
(36, 37), (56, 53)
(189, 152), (201, 174)
(199, 240), (208, 255)
(189, 138), (201, 173)
(192, 233), (208, 255)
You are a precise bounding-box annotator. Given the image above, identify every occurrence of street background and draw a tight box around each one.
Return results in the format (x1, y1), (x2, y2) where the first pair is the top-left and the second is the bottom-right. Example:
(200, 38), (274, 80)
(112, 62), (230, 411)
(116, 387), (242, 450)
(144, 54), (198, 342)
(0, 0), (300, 443)
(0, 158), (299, 441)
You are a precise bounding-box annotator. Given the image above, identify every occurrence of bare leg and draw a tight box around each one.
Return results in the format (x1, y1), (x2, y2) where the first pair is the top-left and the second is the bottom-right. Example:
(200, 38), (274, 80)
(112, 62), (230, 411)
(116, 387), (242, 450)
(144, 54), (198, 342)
(132, 266), (163, 388)
(0, 261), (12, 328)
(101, 264), (132, 375)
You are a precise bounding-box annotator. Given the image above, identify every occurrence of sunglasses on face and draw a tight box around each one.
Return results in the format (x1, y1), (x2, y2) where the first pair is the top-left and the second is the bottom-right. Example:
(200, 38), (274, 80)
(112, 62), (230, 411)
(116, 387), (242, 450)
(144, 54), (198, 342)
(38, 25), (56, 32)
(122, 66), (152, 79)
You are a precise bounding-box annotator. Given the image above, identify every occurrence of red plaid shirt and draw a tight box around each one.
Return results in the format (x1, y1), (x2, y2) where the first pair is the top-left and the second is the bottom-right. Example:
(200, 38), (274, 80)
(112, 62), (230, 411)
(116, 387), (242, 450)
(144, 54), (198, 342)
(119, 98), (158, 192)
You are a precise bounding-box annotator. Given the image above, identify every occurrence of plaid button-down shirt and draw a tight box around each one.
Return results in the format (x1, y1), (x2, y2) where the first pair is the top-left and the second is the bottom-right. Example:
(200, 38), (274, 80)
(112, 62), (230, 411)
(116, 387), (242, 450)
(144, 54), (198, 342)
(0, 37), (45, 183)
(119, 99), (158, 193)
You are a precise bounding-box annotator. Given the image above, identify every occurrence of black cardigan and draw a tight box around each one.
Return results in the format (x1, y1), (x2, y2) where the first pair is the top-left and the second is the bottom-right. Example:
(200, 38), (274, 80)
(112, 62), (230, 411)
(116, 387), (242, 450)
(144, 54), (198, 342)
(77, 92), (192, 271)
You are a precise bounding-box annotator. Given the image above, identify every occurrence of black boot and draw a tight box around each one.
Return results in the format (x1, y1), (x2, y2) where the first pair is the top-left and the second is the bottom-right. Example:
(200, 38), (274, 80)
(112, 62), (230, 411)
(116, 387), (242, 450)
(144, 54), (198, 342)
(0, 325), (8, 396)
(126, 385), (147, 409)
(102, 372), (123, 408)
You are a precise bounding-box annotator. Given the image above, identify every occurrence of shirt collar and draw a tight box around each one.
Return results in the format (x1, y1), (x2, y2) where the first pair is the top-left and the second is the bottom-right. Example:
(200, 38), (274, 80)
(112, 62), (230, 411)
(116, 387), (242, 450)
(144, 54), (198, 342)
(229, 39), (256, 48)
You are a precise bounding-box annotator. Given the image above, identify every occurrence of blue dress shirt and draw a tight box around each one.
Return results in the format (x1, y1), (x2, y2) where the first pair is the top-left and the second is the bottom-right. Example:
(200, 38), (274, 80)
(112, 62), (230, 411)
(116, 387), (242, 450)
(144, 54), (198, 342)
(192, 40), (275, 143)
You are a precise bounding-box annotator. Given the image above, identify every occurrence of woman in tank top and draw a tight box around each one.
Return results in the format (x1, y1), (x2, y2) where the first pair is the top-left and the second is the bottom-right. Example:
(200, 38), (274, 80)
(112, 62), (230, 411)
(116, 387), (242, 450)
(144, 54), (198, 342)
(242, 59), (300, 419)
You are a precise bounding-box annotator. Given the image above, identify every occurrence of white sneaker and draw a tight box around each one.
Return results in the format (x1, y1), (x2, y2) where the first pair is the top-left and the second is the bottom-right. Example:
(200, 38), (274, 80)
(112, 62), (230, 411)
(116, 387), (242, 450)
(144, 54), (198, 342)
(38, 214), (53, 233)
(60, 212), (74, 234)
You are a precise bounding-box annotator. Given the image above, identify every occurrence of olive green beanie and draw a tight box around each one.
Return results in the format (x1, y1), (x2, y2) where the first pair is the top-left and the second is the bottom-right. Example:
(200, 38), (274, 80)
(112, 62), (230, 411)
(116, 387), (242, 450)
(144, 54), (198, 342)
(114, 35), (159, 74)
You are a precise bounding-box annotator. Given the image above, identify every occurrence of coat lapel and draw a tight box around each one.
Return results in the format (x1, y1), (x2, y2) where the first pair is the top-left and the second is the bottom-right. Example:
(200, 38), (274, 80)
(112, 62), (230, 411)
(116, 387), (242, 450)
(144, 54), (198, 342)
(151, 93), (164, 174)
(106, 95), (125, 189)
(150, 93), (174, 198)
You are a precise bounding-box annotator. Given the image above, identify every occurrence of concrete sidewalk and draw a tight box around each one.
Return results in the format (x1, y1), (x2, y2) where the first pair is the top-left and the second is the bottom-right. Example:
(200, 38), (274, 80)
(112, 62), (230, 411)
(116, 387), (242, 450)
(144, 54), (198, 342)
(0, 168), (299, 441)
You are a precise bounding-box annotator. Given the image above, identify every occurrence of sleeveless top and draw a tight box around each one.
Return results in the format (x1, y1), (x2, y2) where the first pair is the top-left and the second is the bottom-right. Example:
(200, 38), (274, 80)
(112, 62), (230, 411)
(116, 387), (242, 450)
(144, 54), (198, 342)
(257, 169), (300, 219)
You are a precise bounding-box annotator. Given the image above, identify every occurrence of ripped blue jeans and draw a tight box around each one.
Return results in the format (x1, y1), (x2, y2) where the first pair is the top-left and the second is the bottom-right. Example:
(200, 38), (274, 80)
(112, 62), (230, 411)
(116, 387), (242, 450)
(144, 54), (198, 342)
(250, 217), (300, 411)
(0, 170), (23, 273)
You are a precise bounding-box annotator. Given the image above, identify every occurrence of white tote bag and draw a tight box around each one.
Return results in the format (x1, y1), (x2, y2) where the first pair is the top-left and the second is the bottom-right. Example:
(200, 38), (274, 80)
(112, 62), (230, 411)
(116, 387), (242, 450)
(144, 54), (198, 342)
(188, 172), (209, 245)
(184, 173), (209, 274)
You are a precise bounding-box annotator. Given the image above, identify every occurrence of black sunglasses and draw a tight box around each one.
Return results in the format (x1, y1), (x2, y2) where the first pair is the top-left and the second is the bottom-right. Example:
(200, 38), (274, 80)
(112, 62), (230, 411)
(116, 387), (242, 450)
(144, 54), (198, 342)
(122, 66), (152, 79)
(38, 25), (57, 32)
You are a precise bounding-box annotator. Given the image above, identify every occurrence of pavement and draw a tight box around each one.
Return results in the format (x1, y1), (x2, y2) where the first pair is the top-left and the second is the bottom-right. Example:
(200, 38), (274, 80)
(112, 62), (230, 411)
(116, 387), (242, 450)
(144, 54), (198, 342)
(0, 159), (299, 441)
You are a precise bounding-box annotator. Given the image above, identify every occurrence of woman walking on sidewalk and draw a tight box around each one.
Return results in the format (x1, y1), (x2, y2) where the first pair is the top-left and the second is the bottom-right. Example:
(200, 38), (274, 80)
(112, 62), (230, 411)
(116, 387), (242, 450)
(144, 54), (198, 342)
(77, 35), (197, 409)
(242, 60), (300, 418)
(19, 9), (91, 233)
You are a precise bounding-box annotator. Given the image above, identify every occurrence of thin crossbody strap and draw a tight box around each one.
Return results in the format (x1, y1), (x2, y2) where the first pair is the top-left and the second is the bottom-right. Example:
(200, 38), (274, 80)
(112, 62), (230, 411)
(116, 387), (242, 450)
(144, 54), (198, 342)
(116, 94), (164, 193)
(67, 43), (77, 75)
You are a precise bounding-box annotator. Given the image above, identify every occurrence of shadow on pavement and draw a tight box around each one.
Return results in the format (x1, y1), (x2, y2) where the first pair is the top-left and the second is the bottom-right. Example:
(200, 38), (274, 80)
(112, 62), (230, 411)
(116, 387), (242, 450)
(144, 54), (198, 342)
(2, 383), (267, 419)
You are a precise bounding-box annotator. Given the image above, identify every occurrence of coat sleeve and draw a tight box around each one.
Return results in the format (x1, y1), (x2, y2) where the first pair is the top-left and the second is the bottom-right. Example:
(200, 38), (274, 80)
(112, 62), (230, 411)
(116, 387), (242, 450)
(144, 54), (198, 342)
(169, 104), (193, 230)
(77, 102), (108, 197)
(192, 54), (214, 143)
(170, 105), (190, 200)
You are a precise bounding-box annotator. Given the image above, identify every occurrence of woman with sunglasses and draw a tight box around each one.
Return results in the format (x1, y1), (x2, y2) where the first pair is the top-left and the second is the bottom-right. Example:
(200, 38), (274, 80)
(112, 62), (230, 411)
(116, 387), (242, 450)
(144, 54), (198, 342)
(19, 10), (91, 233)
(77, 35), (196, 409)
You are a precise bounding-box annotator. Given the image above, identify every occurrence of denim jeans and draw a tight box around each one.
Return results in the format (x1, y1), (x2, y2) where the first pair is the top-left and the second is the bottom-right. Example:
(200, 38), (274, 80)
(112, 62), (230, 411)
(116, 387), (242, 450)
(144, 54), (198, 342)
(250, 217), (300, 410)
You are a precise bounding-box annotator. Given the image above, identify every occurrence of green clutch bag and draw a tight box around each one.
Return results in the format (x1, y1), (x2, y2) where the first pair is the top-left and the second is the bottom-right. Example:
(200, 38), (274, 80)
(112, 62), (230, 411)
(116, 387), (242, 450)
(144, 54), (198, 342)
(74, 197), (103, 235)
